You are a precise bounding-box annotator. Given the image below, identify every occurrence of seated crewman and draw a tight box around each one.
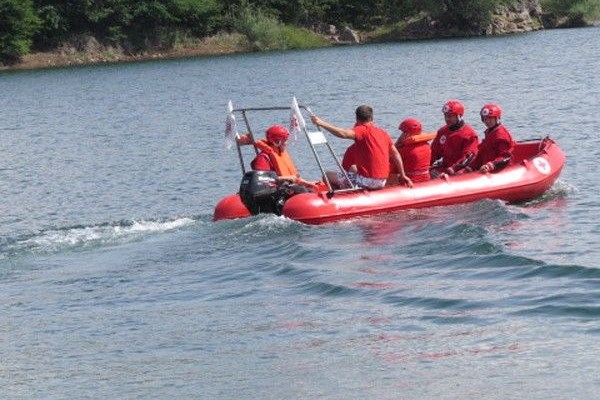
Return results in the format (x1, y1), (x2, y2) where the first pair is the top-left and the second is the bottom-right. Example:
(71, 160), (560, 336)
(466, 103), (515, 173)
(251, 125), (316, 190)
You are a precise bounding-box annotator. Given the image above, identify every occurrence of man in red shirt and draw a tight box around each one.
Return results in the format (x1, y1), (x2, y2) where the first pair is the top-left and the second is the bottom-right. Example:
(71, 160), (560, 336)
(430, 100), (479, 178)
(311, 105), (412, 189)
(466, 104), (515, 173)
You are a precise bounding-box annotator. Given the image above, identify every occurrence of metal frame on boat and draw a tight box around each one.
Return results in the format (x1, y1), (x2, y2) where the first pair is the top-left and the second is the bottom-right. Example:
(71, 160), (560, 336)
(226, 100), (360, 195)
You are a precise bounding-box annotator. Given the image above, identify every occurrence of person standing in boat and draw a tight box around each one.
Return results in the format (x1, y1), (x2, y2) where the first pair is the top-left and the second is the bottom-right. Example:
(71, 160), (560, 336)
(251, 125), (316, 190)
(387, 118), (435, 185)
(465, 103), (515, 173)
(430, 100), (479, 178)
(311, 105), (413, 189)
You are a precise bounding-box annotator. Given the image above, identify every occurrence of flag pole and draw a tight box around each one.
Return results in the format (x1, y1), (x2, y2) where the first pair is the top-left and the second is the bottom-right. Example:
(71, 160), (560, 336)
(292, 98), (340, 193)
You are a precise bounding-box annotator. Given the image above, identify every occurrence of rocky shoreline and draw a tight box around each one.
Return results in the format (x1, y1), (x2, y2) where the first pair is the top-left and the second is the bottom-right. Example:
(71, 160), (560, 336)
(2, 2), (597, 72)
(0, 33), (254, 71)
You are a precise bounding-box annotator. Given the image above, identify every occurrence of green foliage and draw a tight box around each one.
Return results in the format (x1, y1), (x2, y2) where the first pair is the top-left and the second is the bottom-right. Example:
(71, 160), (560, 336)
(4, 0), (600, 64)
(173, 0), (222, 36)
(541, 0), (600, 19)
(33, 1), (94, 48)
(437, 0), (499, 31)
(0, 0), (40, 64)
(234, 2), (325, 51)
(32, 0), (222, 51)
(90, 0), (222, 49)
(367, 21), (410, 42)
(279, 24), (328, 49)
(234, 4), (281, 50)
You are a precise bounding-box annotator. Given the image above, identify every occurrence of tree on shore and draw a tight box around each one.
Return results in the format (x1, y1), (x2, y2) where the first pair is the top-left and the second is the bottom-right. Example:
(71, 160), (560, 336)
(0, 0), (39, 64)
(32, 0), (223, 51)
(541, 0), (600, 22)
(2, 0), (600, 66)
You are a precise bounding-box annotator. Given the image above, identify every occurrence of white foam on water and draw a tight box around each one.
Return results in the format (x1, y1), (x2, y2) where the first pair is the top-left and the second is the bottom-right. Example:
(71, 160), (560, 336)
(18, 217), (196, 254)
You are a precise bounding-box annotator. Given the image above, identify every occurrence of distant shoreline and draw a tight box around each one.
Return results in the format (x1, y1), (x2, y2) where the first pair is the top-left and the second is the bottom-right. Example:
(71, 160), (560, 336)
(0, 34), (254, 72)
(2, 23), (597, 72)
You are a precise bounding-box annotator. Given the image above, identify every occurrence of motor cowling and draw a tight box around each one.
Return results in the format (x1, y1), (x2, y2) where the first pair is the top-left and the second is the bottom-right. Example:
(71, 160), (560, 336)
(239, 170), (280, 215)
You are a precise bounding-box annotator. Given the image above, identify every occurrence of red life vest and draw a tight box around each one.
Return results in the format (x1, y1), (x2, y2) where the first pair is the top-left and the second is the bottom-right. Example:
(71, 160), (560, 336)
(253, 140), (298, 177)
(391, 133), (435, 182)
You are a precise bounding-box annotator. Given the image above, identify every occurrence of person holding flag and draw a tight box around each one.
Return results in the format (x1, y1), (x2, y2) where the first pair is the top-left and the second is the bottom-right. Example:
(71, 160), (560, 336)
(311, 105), (413, 189)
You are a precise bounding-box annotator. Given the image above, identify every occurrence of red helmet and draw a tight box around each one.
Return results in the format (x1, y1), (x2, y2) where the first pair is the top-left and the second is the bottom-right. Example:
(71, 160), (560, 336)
(265, 125), (289, 143)
(399, 118), (422, 135)
(480, 103), (502, 118)
(442, 100), (465, 116)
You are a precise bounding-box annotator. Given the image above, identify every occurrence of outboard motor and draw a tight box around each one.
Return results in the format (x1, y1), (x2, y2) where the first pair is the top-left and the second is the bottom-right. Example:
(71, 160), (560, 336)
(239, 170), (280, 215)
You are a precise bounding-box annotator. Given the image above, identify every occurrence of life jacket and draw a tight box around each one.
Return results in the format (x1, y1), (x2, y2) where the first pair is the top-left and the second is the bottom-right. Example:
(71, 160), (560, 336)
(393, 132), (435, 182)
(254, 140), (298, 177)
(400, 132), (436, 146)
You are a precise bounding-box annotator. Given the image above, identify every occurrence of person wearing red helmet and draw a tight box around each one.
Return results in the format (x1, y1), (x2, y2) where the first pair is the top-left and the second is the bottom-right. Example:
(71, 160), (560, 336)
(466, 104), (515, 173)
(388, 118), (434, 184)
(311, 105), (412, 189)
(251, 125), (316, 189)
(430, 100), (479, 178)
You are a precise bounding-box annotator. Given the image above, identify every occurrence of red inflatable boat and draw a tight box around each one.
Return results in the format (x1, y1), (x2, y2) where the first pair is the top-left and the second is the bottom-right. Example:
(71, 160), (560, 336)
(214, 102), (566, 225)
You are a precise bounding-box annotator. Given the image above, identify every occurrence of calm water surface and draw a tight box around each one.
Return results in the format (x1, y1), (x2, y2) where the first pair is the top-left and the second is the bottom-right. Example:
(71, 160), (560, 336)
(1, 28), (599, 399)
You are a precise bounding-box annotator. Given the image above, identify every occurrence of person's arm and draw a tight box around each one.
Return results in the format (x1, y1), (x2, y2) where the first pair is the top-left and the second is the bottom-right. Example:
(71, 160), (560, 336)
(390, 146), (413, 188)
(251, 153), (272, 171)
(447, 134), (479, 174)
(480, 140), (513, 173)
(277, 174), (319, 189)
(311, 115), (355, 139)
(430, 133), (443, 166)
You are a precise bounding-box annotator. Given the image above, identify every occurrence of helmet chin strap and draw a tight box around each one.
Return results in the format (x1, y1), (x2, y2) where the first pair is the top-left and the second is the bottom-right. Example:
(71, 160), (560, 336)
(449, 118), (465, 131)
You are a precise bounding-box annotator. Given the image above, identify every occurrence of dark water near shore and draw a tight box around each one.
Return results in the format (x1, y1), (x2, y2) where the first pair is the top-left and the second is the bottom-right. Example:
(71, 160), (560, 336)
(1, 28), (599, 399)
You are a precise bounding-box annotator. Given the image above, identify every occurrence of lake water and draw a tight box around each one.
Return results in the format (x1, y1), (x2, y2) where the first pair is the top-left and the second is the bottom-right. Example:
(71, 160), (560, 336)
(1, 27), (599, 399)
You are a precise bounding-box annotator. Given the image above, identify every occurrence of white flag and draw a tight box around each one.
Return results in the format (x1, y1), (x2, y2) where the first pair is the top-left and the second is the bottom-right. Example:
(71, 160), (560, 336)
(289, 96), (306, 141)
(224, 100), (238, 149)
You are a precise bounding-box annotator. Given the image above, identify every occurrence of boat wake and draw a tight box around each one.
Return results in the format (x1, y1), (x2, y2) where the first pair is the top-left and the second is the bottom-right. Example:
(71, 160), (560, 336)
(0, 217), (197, 259)
(522, 179), (574, 206)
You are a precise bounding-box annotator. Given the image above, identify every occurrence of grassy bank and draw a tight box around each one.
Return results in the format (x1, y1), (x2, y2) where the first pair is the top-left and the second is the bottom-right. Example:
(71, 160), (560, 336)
(1, 33), (252, 71)
(2, 0), (599, 72)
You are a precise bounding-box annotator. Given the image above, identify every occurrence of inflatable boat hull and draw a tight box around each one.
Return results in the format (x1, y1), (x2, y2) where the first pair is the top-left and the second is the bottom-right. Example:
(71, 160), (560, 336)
(214, 139), (565, 225)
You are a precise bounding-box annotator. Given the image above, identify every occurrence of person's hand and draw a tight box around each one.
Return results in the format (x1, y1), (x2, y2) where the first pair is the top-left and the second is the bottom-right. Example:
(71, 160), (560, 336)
(479, 162), (494, 173)
(398, 174), (413, 188)
(311, 115), (322, 127)
(277, 176), (297, 184)
(439, 172), (450, 182)
(306, 181), (321, 190)
(236, 133), (253, 145)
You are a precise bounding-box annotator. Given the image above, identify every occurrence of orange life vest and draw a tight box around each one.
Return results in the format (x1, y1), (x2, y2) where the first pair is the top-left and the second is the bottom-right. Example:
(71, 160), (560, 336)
(400, 132), (437, 145)
(254, 140), (298, 177)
